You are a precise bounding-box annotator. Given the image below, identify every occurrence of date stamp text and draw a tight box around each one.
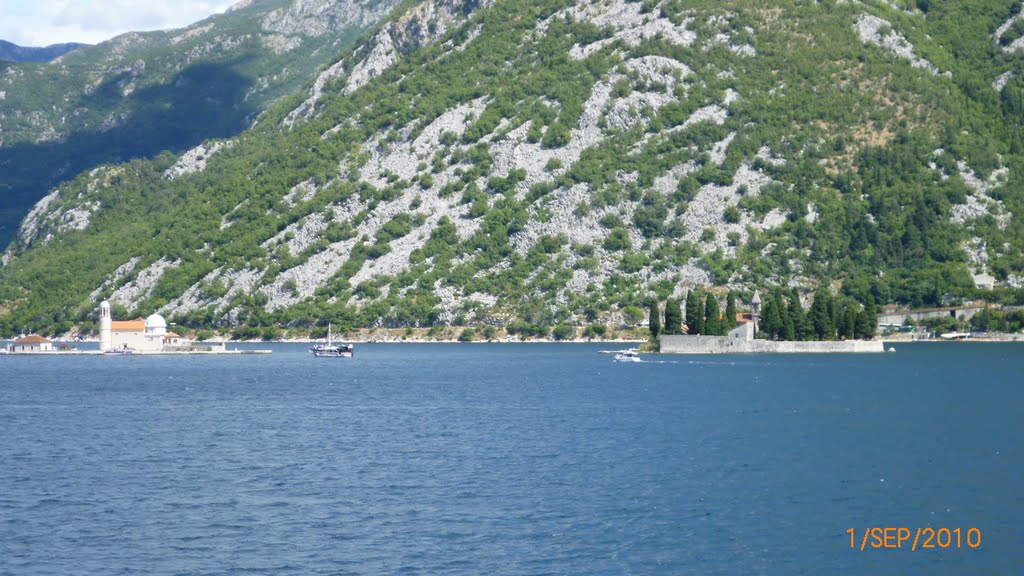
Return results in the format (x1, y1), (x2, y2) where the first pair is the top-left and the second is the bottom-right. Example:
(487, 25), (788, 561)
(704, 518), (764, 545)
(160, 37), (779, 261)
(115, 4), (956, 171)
(847, 527), (981, 551)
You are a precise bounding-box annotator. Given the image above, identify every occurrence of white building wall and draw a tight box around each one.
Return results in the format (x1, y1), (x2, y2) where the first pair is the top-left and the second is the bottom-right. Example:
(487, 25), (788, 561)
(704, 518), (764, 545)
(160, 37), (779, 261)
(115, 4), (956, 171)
(12, 342), (53, 353)
(110, 331), (163, 352)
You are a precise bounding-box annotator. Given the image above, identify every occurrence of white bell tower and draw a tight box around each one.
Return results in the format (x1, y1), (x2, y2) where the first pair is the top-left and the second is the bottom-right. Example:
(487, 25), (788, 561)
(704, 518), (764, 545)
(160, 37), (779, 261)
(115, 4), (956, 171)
(99, 300), (112, 352)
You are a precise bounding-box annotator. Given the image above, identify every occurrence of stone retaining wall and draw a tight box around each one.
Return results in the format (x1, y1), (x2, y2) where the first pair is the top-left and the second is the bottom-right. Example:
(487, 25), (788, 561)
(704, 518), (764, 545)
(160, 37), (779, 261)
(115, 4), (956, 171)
(659, 334), (885, 354)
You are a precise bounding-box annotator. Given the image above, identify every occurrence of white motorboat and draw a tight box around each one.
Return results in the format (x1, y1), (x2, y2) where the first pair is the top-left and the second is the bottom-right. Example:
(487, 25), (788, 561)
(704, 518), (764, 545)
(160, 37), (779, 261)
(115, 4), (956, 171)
(614, 351), (642, 362)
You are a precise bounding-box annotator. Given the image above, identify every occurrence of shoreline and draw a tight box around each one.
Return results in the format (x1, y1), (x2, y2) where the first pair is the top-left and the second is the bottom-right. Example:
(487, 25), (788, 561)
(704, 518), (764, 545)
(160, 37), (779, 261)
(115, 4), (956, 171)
(31, 337), (649, 345)
(9, 330), (1023, 347)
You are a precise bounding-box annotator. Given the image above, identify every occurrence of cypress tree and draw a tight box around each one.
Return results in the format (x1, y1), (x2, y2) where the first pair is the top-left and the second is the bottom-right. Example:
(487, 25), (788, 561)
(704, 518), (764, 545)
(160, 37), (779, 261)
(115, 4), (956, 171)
(810, 288), (834, 340)
(827, 294), (838, 340)
(781, 294), (796, 341)
(685, 290), (700, 334)
(855, 296), (877, 339)
(664, 299), (682, 335)
(692, 292), (705, 335)
(649, 299), (661, 339)
(764, 297), (782, 339)
(866, 295), (878, 336)
(783, 315), (795, 341)
(725, 291), (737, 331)
(788, 288), (804, 339)
(847, 305), (860, 339)
(835, 301), (850, 339)
(771, 291), (789, 340)
(705, 294), (722, 335)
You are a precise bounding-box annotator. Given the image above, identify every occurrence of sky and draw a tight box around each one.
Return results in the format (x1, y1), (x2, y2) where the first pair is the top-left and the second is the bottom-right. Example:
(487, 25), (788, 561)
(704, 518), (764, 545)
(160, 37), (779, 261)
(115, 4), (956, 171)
(0, 0), (239, 47)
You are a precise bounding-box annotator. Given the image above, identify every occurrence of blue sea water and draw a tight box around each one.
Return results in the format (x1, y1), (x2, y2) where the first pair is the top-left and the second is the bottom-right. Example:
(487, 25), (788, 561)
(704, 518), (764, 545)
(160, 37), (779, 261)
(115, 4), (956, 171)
(0, 342), (1021, 575)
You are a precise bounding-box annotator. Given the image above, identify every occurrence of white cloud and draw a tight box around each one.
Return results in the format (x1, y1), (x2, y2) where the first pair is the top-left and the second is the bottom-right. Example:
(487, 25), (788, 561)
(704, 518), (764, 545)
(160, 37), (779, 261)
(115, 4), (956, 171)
(1, 0), (238, 47)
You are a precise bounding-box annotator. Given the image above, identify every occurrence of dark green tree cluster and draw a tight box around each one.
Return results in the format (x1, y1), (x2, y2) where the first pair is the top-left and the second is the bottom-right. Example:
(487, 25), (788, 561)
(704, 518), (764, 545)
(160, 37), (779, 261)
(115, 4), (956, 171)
(649, 290), (739, 338)
(760, 287), (878, 341)
(970, 308), (1024, 332)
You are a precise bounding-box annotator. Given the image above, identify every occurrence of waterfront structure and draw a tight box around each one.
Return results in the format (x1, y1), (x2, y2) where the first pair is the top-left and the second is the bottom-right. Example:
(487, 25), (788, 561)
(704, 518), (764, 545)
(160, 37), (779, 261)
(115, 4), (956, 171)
(660, 322), (884, 354)
(750, 290), (762, 333)
(10, 335), (53, 353)
(99, 300), (111, 351)
(99, 300), (191, 353)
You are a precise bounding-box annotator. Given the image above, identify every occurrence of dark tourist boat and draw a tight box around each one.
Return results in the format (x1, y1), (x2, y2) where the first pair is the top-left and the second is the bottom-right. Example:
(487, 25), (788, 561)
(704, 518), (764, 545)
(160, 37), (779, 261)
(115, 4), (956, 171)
(310, 324), (354, 358)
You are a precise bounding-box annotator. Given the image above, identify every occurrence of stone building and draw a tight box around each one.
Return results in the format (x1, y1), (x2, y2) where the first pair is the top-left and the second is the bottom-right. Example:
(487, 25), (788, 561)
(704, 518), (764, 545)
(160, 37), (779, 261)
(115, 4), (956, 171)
(99, 300), (190, 352)
(10, 335), (53, 353)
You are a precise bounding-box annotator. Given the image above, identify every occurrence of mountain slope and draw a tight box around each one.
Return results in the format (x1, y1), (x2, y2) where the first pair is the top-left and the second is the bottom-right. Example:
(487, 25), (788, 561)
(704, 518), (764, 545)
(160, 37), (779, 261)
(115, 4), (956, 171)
(2, 0), (1023, 338)
(0, 0), (399, 247)
(0, 40), (87, 63)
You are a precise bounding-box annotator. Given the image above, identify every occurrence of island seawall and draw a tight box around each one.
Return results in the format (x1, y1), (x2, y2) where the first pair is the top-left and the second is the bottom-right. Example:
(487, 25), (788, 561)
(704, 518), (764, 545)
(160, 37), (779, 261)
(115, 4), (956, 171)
(659, 323), (885, 354)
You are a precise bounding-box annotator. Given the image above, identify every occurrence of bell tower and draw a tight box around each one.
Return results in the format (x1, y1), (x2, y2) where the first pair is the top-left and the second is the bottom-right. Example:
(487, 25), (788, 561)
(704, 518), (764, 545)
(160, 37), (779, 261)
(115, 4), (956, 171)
(751, 290), (762, 334)
(99, 300), (112, 352)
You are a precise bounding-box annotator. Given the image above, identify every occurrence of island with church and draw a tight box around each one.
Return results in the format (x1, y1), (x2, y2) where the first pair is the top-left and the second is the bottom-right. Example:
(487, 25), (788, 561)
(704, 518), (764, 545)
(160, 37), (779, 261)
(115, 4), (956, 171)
(657, 290), (887, 354)
(3, 300), (270, 355)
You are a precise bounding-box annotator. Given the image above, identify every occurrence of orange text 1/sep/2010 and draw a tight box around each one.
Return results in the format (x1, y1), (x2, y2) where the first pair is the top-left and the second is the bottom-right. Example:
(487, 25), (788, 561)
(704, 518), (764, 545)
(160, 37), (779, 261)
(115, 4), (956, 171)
(847, 527), (981, 551)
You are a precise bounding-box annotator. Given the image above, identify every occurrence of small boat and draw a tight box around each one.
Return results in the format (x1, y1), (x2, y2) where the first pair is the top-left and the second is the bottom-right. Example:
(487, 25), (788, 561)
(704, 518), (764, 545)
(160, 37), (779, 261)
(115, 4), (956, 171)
(614, 351), (642, 362)
(104, 347), (135, 355)
(310, 324), (354, 358)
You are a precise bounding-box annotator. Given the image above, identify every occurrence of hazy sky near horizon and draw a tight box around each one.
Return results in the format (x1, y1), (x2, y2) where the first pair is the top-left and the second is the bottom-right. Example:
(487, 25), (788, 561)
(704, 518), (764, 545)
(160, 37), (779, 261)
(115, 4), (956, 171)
(0, 0), (237, 47)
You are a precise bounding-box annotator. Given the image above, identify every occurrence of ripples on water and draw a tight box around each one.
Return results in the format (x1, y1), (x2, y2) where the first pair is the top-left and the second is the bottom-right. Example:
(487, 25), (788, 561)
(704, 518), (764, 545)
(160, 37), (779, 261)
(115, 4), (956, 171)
(1, 343), (1021, 574)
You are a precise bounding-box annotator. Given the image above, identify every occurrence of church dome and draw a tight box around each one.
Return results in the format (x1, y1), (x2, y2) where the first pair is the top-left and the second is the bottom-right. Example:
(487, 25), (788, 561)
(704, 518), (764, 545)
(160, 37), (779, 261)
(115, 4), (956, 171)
(145, 313), (168, 335)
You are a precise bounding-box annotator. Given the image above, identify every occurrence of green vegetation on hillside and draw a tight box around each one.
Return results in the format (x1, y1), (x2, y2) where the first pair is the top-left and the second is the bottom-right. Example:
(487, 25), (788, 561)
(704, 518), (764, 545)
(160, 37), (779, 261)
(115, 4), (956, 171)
(0, 0), (392, 247)
(2, 0), (1024, 339)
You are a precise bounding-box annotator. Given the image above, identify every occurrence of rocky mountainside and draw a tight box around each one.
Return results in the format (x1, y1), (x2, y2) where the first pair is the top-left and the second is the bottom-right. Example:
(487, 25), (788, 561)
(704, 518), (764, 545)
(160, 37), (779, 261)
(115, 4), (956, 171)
(0, 0), (399, 247)
(2, 0), (1024, 338)
(0, 41), (88, 63)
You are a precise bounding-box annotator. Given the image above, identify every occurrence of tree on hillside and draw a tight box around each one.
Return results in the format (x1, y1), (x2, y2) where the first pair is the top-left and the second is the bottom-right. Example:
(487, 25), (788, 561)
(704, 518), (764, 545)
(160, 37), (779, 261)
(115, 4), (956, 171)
(788, 288), (805, 338)
(781, 296), (796, 340)
(623, 305), (646, 326)
(691, 291), (706, 335)
(684, 291), (700, 332)
(768, 291), (790, 340)
(705, 293), (722, 336)
(664, 299), (682, 335)
(827, 294), (839, 339)
(810, 287), (835, 340)
(648, 299), (661, 339)
(855, 295), (877, 339)
(835, 299), (847, 339)
(725, 291), (737, 331)
(836, 300), (854, 340)
(684, 290), (699, 334)
(763, 296), (782, 340)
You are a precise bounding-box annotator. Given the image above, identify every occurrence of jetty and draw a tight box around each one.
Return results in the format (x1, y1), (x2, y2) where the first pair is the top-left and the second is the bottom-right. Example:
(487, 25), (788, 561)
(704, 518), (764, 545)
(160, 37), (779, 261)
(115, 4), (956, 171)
(659, 322), (885, 354)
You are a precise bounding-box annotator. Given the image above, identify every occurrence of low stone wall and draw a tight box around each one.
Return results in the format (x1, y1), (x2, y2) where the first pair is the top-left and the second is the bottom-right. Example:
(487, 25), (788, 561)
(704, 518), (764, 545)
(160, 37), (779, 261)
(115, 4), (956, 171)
(659, 335), (885, 354)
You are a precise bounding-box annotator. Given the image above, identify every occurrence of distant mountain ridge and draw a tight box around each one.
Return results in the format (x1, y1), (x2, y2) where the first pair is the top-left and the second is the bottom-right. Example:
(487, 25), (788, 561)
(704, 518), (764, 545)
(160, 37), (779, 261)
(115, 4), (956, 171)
(0, 40), (88, 63)
(0, 0), (400, 248)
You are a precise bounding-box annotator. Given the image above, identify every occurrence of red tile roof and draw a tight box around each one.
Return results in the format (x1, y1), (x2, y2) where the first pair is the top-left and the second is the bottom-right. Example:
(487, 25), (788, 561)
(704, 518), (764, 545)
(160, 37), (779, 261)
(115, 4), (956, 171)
(111, 318), (146, 331)
(15, 334), (51, 344)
